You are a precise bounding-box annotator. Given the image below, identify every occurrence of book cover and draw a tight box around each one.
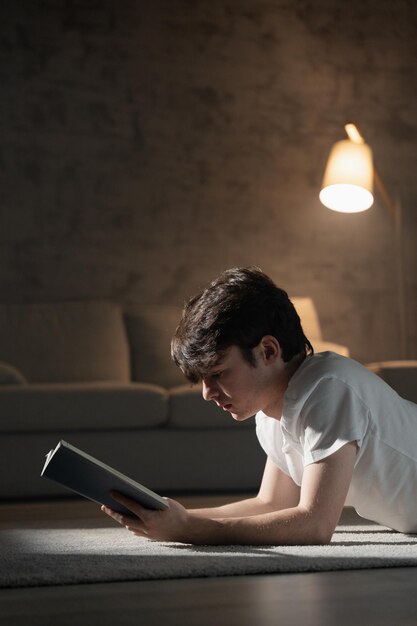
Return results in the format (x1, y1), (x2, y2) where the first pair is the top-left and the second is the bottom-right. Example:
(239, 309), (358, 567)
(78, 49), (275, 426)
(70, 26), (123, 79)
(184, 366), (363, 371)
(41, 440), (169, 514)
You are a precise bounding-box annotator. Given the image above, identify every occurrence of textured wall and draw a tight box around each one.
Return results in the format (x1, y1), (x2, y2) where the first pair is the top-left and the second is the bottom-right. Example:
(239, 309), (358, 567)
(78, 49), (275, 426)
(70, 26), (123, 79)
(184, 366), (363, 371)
(1, 0), (416, 363)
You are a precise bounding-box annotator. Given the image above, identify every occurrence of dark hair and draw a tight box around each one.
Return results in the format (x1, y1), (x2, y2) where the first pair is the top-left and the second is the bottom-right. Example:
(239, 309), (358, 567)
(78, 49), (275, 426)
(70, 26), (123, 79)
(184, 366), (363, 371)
(171, 267), (313, 383)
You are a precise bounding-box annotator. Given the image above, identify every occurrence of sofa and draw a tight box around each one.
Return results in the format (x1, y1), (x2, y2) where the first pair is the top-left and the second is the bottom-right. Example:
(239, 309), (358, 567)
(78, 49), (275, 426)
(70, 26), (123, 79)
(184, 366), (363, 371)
(366, 361), (417, 404)
(0, 298), (349, 501)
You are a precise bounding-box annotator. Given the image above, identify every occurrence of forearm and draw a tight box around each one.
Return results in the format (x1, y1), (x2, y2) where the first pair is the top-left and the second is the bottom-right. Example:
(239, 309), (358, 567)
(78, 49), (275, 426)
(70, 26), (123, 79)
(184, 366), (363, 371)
(185, 505), (331, 546)
(189, 495), (278, 519)
(107, 446), (352, 546)
(105, 494), (332, 546)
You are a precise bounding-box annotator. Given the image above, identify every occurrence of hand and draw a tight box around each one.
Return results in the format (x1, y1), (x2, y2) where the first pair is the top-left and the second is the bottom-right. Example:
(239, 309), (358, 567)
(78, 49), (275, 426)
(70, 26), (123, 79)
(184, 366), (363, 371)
(101, 491), (191, 543)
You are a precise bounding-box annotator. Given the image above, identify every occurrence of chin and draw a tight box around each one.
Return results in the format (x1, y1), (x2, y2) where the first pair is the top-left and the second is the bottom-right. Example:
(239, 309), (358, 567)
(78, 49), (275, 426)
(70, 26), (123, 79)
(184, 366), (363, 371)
(231, 411), (254, 422)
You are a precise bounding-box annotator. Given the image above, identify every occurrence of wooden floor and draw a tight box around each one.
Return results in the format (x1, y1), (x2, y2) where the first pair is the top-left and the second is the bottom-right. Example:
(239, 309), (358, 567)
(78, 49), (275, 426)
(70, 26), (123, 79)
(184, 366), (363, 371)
(1, 497), (417, 626)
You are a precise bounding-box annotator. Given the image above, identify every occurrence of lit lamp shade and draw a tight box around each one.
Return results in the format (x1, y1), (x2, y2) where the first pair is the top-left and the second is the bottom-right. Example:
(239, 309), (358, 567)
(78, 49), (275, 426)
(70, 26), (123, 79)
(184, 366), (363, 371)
(319, 139), (374, 213)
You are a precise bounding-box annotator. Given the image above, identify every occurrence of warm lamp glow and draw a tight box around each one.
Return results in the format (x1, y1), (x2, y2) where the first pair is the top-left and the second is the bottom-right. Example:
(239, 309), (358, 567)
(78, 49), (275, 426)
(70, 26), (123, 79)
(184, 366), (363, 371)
(320, 184), (374, 213)
(320, 137), (374, 213)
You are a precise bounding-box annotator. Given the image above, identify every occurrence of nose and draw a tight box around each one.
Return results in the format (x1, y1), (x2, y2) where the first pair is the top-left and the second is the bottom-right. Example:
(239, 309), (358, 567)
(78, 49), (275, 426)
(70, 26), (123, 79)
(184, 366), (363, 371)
(202, 378), (219, 402)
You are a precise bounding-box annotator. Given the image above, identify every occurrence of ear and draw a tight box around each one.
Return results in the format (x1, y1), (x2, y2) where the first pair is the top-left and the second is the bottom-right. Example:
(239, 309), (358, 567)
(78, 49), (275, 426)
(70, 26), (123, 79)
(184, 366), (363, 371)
(259, 335), (282, 364)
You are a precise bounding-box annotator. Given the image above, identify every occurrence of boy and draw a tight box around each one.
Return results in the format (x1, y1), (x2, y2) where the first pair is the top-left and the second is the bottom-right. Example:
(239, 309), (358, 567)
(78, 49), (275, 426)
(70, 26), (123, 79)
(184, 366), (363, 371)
(103, 267), (417, 544)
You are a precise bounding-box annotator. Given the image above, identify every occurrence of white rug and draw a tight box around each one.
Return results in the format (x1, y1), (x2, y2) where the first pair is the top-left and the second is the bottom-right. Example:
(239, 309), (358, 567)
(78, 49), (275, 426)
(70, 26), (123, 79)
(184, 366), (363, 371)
(2, 521), (417, 588)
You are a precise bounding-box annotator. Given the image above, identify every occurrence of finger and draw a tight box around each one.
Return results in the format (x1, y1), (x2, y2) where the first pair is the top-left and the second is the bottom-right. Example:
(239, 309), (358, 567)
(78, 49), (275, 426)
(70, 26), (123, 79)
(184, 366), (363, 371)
(101, 504), (124, 524)
(110, 491), (149, 517)
(131, 530), (150, 539)
(101, 505), (138, 527)
(127, 525), (148, 536)
(101, 504), (117, 519)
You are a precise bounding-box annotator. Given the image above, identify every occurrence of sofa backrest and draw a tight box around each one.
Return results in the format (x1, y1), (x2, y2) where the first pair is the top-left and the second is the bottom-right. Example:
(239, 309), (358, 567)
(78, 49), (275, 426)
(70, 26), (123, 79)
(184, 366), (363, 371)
(0, 302), (130, 383)
(124, 298), (350, 387)
(124, 305), (185, 388)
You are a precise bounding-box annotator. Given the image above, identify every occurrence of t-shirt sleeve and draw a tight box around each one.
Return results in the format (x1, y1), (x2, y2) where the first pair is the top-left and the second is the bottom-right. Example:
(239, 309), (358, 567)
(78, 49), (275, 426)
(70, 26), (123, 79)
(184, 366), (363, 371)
(255, 413), (293, 477)
(299, 377), (369, 466)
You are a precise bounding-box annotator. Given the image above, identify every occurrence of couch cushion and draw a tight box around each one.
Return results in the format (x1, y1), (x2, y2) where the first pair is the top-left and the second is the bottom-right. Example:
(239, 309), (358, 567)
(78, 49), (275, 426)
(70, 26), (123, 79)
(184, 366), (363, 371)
(169, 384), (255, 429)
(0, 302), (130, 383)
(0, 382), (168, 432)
(124, 305), (185, 388)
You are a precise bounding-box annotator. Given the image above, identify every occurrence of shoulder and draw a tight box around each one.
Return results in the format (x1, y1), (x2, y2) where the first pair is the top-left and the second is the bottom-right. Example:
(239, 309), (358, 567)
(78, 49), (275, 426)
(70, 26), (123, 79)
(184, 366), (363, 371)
(283, 353), (373, 444)
(288, 352), (370, 392)
(285, 351), (378, 410)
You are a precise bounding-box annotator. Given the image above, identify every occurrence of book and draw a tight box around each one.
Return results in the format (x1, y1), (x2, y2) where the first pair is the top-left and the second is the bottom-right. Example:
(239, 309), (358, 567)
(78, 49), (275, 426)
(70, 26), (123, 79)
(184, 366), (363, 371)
(41, 440), (169, 514)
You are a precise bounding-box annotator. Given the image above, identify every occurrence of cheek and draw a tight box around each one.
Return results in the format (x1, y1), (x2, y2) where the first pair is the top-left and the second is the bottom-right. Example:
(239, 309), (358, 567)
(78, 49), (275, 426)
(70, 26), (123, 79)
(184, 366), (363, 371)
(235, 375), (262, 400)
(244, 372), (270, 401)
(221, 364), (265, 399)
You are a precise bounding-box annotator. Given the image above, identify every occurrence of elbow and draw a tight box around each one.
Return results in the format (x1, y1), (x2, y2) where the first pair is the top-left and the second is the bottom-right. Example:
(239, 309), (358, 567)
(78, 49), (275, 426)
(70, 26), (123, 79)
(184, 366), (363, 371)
(299, 508), (335, 545)
(310, 527), (333, 545)
(302, 525), (333, 546)
(312, 520), (336, 545)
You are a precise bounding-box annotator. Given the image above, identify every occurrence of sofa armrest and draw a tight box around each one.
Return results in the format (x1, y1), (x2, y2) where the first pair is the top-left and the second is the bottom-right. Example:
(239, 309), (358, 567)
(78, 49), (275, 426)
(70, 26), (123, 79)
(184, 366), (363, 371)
(367, 360), (417, 403)
(0, 361), (27, 385)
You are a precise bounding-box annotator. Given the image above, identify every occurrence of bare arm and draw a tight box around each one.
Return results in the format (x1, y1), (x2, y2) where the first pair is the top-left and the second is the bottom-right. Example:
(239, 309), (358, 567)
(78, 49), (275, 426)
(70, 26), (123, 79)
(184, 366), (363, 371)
(103, 442), (357, 545)
(213, 441), (357, 545)
(189, 457), (300, 518)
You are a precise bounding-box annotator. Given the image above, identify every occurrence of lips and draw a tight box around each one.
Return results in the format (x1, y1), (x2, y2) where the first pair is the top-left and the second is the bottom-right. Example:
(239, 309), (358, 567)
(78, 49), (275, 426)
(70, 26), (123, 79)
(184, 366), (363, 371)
(215, 400), (233, 412)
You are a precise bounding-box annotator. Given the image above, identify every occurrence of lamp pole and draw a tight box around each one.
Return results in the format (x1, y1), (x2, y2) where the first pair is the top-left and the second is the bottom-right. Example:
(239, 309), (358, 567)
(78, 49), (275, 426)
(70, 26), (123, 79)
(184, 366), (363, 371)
(396, 199), (407, 360)
(372, 169), (407, 360)
(321, 124), (407, 360)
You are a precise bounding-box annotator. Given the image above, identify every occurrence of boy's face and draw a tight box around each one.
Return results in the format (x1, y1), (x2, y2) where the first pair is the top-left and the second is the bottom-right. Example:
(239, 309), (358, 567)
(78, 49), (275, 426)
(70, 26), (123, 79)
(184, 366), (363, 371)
(201, 343), (283, 421)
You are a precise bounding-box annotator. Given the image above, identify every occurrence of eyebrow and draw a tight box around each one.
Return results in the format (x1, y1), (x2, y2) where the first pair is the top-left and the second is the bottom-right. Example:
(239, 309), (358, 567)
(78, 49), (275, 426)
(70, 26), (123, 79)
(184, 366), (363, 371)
(212, 354), (228, 368)
(206, 365), (223, 377)
(209, 354), (231, 373)
(212, 348), (231, 367)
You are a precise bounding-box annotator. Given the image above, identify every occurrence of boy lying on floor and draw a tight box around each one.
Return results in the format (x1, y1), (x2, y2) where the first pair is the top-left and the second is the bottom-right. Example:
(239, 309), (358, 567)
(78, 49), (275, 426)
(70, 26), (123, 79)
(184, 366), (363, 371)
(102, 267), (417, 544)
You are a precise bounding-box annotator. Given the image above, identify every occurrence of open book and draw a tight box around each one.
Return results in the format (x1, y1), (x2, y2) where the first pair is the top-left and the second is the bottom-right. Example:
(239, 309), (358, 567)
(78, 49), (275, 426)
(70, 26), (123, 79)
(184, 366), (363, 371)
(41, 440), (169, 514)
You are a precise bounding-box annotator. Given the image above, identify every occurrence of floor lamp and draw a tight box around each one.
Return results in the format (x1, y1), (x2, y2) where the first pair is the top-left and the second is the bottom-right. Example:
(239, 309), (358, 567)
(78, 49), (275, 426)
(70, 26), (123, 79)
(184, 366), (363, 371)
(319, 124), (407, 360)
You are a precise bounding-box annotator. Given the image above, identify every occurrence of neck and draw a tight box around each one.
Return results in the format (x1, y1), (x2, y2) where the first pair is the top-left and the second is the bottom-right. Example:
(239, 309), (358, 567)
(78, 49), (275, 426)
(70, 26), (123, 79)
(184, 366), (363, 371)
(285, 351), (306, 380)
(263, 351), (306, 420)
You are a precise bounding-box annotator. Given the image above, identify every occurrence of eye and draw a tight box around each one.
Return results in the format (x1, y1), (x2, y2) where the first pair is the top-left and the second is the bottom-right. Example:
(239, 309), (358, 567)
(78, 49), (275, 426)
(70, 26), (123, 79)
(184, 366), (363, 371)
(211, 370), (224, 380)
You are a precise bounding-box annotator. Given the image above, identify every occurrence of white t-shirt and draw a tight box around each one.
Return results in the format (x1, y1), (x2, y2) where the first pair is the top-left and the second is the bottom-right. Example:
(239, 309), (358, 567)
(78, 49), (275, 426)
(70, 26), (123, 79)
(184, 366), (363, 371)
(255, 352), (417, 533)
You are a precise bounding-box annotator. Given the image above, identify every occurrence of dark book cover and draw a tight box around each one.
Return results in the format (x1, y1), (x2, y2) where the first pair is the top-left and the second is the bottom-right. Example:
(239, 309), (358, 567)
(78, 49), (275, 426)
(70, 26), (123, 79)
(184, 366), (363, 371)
(41, 440), (169, 514)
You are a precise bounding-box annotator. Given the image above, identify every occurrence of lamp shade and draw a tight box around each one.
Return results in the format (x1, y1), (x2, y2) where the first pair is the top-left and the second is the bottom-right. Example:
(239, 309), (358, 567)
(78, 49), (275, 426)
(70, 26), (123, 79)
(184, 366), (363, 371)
(319, 139), (374, 213)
